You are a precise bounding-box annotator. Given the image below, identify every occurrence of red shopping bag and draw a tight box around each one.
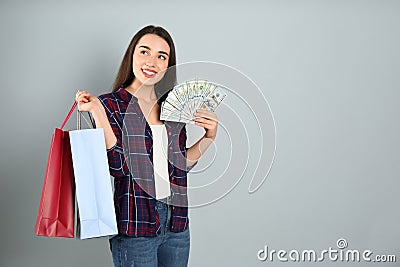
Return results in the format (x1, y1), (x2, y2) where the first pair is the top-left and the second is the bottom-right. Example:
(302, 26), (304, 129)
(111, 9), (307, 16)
(34, 102), (77, 237)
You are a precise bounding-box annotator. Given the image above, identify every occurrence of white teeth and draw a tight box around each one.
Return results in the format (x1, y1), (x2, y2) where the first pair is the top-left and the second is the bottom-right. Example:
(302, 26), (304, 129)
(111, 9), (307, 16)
(143, 69), (156, 75)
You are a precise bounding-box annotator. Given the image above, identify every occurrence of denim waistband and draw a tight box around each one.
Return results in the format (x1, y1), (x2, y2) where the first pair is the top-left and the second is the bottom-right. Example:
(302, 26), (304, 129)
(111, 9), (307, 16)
(155, 196), (171, 209)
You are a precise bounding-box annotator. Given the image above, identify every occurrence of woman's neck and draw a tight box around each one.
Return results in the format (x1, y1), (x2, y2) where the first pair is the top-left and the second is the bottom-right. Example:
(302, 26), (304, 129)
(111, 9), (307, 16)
(126, 79), (157, 102)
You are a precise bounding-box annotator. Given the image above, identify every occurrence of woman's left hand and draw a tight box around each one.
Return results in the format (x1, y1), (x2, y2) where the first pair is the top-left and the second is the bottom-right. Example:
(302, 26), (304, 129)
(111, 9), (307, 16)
(192, 109), (218, 140)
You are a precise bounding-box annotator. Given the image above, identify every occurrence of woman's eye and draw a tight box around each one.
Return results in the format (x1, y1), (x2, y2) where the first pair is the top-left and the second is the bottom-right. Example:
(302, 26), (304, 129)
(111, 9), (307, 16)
(140, 50), (149, 55)
(159, 55), (166, 60)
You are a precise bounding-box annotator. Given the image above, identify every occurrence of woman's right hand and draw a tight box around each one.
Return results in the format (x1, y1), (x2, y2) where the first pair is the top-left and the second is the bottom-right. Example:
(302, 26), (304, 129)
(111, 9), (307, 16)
(76, 90), (117, 149)
(75, 90), (100, 113)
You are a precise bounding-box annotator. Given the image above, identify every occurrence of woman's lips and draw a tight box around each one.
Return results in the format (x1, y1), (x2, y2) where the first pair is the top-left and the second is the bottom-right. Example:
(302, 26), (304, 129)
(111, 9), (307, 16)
(142, 68), (157, 78)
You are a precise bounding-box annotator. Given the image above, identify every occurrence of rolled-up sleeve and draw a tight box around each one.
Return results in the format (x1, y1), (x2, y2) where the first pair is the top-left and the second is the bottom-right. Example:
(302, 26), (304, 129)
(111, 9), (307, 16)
(98, 96), (130, 179)
(106, 143), (129, 179)
(179, 125), (198, 172)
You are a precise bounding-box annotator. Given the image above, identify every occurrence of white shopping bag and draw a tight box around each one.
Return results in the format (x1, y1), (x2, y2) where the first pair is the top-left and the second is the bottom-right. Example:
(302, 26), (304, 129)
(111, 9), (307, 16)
(69, 128), (118, 239)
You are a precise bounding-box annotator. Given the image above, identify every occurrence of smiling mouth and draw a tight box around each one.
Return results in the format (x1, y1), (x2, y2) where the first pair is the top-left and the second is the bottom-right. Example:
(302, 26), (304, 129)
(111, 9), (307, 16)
(142, 68), (157, 78)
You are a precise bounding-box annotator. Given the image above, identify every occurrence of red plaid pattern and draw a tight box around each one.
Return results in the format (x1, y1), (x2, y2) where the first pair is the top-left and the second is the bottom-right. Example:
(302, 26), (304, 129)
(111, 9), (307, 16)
(98, 88), (193, 237)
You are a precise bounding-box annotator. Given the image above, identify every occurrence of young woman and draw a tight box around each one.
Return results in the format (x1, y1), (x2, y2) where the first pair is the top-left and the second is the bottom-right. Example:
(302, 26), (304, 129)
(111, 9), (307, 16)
(76, 25), (218, 266)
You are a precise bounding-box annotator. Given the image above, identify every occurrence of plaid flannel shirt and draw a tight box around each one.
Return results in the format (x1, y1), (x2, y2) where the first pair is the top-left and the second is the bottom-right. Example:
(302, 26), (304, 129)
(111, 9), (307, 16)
(98, 87), (194, 237)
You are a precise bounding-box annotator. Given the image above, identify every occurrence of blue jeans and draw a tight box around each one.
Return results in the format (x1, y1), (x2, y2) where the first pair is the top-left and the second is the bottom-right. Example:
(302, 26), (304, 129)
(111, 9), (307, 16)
(109, 200), (190, 267)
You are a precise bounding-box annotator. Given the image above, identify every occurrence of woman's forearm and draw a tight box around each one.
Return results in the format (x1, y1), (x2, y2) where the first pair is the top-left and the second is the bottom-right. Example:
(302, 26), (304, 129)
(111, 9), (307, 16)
(186, 134), (215, 167)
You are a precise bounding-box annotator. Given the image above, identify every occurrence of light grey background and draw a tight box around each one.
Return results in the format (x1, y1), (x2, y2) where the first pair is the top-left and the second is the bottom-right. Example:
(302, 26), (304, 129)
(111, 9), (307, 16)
(0, 0), (399, 266)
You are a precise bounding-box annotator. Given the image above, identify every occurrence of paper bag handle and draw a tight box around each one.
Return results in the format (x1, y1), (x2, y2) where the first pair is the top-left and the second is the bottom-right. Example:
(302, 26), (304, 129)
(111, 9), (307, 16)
(60, 101), (96, 130)
(77, 109), (96, 130)
(61, 101), (77, 129)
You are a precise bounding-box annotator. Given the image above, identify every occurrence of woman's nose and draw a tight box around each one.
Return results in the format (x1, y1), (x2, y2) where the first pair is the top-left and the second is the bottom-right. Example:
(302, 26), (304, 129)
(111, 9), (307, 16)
(145, 56), (156, 67)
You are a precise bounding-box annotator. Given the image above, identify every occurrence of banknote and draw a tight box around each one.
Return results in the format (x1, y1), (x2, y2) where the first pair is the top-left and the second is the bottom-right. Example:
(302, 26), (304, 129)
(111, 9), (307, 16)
(160, 79), (226, 123)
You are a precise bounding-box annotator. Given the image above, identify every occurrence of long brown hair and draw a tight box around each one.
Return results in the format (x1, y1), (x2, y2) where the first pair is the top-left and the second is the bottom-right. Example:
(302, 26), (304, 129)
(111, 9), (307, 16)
(112, 25), (177, 104)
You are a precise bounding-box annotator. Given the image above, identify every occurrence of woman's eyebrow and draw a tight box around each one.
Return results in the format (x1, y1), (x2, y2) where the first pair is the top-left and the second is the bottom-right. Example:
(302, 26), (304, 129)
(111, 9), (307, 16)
(138, 45), (151, 50)
(138, 45), (169, 56)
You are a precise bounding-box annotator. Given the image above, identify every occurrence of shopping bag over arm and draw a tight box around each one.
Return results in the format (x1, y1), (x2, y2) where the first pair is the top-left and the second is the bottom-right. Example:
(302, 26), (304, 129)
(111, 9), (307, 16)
(69, 123), (118, 239)
(34, 102), (77, 238)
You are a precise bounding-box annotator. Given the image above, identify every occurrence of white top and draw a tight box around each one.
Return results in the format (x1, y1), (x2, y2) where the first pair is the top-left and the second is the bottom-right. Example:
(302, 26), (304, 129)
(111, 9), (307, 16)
(149, 124), (171, 199)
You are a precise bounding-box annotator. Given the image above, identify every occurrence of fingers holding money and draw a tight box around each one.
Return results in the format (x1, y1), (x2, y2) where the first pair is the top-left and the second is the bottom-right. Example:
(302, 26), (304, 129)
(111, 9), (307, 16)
(193, 109), (217, 121)
(193, 109), (218, 139)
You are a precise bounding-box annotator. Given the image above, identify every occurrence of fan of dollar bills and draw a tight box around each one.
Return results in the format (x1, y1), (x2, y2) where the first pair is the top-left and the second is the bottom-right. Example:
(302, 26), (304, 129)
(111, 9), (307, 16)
(160, 79), (226, 123)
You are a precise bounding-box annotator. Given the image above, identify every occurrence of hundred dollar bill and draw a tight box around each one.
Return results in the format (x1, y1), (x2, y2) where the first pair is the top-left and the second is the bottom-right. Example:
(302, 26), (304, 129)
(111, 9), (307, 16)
(200, 87), (226, 112)
(160, 80), (226, 123)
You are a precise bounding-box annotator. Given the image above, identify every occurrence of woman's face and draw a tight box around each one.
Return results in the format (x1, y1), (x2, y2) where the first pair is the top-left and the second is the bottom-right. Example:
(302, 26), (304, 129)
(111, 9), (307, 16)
(132, 33), (170, 86)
